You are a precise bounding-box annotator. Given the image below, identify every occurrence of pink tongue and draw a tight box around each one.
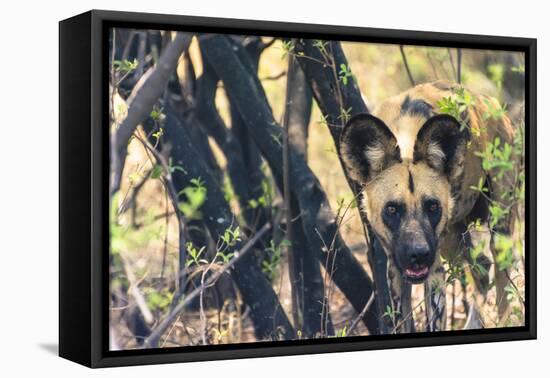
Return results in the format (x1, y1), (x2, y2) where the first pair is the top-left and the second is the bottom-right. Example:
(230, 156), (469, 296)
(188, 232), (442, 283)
(406, 267), (428, 277)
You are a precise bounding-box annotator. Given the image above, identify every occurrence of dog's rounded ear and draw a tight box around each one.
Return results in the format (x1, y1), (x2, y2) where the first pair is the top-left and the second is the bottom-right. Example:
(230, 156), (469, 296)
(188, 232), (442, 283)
(413, 114), (470, 183)
(339, 113), (401, 184)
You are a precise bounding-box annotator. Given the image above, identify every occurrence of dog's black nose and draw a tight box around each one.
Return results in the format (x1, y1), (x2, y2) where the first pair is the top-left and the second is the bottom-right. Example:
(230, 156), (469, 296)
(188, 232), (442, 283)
(408, 244), (430, 265)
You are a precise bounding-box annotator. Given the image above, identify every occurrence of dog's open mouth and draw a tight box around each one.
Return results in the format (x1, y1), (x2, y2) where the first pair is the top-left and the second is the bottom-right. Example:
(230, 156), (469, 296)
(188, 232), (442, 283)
(404, 266), (429, 282)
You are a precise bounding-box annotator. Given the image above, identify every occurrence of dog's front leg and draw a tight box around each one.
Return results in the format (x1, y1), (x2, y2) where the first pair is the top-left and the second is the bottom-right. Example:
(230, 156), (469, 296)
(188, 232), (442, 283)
(400, 280), (415, 333)
(424, 264), (447, 332)
(388, 264), (415, 333)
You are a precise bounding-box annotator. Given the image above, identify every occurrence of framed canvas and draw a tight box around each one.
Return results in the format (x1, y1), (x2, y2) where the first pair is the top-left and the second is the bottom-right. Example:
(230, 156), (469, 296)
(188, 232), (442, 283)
(59, 10), (537, 368)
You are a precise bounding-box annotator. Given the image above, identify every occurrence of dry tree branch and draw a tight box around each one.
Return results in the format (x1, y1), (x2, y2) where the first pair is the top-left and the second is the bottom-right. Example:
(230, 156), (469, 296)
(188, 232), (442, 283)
(448, 47), (458, 83)
(110, 32), (193, 196)
(426, 48), (440, 79)
(399, 45), (416, 87)
(504, 269), (525, 306)
(457, 48), (462, 84)
(391, 296), (427, 334)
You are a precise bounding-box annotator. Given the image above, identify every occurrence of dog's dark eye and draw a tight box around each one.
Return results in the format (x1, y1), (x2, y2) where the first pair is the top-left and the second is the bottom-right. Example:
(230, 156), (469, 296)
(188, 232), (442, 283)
(428, 202), (439, 213)
(386, 205), (398, 216)
(382, 202), (404, 231)
(423, 198), (442, 227)
(385, 202), (403, 217)
(383, 202), (403, 218)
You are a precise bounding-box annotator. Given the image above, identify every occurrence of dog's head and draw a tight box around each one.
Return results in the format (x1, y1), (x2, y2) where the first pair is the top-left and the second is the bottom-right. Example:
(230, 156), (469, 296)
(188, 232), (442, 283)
(339, 112), (469, 283)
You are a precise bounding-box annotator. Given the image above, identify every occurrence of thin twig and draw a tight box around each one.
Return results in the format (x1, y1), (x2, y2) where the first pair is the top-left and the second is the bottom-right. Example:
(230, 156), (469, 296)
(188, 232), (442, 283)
(132, 132), (188, 289)
(447, 48), (457, 83)
(451, 280), (456, 329)
(504, 269), (525, 306)
(391, 294), (427, 333)
(457, 48), (462, 84)
(118, 166), (152, 221)
(160, 189), (169, 279)
(316, 227), (332, 337)
(110, 29), (117, 125)
(290, 52), (327, 66)
(260, 71), (286, 81)
(399, 45), (416, 87)
(200, 258), (217, 344)
(426, 48), (439, 80)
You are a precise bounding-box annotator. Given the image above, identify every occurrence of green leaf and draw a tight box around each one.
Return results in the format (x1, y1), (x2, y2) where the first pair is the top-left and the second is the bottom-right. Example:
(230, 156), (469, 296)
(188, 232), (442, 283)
(487, 63), (505, 90)
(150, 164), (163, 179)
(113, 59), (138, 74)
(280, 40), (295, 59)
(152, 128), (164, 140)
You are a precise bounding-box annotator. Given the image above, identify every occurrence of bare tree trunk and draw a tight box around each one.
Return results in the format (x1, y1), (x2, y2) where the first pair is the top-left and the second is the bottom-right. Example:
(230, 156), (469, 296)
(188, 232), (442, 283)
(283, 52), (331, 337)
(282, 55), (297, 329)
(228, 37), (331, 336)
(200, 35), (378, 334)
(295, 40), (396, 334)
(194, 57), (260, 228)
(223, 40), (276, 292)
(154, 104), (295, 342)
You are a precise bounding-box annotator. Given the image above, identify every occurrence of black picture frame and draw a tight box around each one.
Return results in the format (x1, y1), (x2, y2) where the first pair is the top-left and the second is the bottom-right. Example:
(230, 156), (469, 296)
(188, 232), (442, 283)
(59, 9), (537, 368)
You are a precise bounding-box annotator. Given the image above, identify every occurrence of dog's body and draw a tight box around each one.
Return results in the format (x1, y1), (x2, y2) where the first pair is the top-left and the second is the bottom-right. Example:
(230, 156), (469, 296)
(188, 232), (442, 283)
(339, 80), (517, 332)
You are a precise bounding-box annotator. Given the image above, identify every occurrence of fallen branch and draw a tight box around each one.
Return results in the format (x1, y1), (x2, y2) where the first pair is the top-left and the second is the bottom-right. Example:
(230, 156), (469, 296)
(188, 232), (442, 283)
(144, 223), (272, 348)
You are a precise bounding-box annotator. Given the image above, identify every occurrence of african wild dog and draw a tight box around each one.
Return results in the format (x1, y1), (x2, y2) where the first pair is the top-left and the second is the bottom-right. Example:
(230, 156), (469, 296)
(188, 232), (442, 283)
(339, 80), (517, 332)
